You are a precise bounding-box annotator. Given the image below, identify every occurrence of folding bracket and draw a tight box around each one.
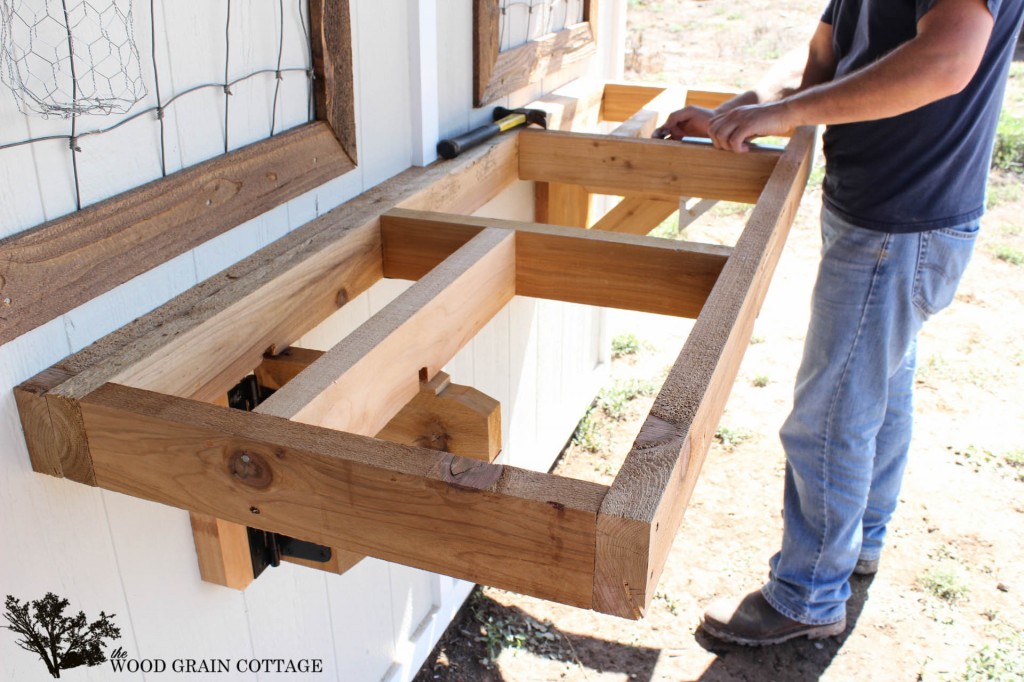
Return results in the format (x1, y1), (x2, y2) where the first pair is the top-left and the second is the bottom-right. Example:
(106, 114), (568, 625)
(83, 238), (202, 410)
(248, 528), (333, 579)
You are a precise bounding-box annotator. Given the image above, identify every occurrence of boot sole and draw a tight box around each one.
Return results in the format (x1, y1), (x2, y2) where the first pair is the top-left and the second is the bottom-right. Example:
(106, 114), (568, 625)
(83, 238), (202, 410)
(701, 618), (847, 647)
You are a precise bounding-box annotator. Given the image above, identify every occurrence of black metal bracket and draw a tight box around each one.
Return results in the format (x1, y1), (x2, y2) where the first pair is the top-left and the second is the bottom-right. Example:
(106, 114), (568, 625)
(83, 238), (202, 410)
(248, 528), (333, 579)
(225, 374), (333, 580)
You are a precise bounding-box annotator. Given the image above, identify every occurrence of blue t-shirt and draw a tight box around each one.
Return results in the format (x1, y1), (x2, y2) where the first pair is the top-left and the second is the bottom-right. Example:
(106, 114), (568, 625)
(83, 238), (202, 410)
(820, 0), (1024, 232)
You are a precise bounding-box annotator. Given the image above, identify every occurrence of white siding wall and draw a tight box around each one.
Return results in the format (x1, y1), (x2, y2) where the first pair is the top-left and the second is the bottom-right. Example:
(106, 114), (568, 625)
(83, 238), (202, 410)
(0, 2), (620, 680)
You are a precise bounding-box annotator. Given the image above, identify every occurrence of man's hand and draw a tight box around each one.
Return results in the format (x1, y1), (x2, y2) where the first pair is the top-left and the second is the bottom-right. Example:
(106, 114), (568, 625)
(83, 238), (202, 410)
(709, 101), (796, 152)
(653, 106), (714, 140)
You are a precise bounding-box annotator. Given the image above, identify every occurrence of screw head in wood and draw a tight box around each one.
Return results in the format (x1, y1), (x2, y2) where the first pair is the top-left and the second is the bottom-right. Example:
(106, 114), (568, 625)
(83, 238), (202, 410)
(229, 450), (273, 488)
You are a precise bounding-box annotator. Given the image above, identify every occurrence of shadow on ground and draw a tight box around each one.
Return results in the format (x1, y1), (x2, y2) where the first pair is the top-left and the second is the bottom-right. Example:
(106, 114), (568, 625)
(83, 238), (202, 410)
(693, 575), (875, 682)
(415, 576), (874, 681)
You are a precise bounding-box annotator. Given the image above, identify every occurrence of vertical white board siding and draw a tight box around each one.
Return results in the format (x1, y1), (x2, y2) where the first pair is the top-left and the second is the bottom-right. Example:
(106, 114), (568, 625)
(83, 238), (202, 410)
(505, 296), (541, 469)
(99, 493), (258, 673)
(157, 1), (231, 171)
(226, 0), (279, 150)
(0, 322), (144, 682)
(243, 566), (340, 681)
(327, 558), (399, 682)
(435, 0), (472, 139)
(354, 0), (413, 188)
(409, 0), (440, 166)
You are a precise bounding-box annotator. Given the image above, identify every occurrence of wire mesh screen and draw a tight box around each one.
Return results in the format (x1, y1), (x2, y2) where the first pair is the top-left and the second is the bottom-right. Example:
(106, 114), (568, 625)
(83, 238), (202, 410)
(500, 0), (585, 51)
(0, 0), (315, 212)
(0, 0), (147, 117)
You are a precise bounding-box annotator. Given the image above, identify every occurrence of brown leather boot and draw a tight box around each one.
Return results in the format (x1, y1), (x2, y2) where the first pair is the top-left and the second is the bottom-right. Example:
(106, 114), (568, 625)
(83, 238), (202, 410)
(701, 591), (846, 646)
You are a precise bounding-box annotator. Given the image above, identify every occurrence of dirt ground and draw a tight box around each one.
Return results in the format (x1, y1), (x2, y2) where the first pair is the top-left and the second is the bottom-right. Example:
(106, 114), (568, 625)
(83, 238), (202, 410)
(414, 3), (1024, 681)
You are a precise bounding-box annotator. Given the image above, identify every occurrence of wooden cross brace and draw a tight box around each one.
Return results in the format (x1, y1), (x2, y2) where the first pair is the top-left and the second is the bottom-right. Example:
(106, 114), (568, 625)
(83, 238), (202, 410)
(13, 81), (815, 618)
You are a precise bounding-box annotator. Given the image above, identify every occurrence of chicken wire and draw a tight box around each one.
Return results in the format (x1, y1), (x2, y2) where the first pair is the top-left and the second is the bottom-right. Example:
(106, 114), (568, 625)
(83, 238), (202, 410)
(0, 0), (147, 118)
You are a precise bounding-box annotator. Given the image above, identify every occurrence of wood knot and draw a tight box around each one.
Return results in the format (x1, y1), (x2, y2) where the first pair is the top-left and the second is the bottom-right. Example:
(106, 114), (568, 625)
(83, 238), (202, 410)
(440, 453), (501, 491)
(335, 288), (349, 307)
(229, 450), (272, 488)
(634, 414), (686, 448)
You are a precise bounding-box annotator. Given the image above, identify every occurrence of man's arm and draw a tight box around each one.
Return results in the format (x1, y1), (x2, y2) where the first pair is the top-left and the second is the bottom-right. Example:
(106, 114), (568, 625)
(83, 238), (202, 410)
(654, 20), (836, 140)
(710, 0), (995, 152)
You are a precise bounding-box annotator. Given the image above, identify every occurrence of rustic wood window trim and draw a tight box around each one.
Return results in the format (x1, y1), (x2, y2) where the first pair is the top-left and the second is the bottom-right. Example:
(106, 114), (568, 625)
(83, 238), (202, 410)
(15, 80), (815, 619)
(0, 0), (356, 347)
(473, 0), (598, 107)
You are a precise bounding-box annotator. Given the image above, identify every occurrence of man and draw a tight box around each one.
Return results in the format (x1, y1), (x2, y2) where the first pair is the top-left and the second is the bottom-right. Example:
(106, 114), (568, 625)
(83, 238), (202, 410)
(656, 0), (1024, 645)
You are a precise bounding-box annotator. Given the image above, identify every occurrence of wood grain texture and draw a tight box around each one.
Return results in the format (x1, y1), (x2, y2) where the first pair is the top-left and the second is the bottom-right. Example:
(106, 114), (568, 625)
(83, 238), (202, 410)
(309, 0), (357, 163)
(376, 372), (502, 462)
(0, 122), (353, 346)
(592, 126), (816, 618)
(380, 209), (731, 319)
(590, 198), (679, 236)
(518, 130), (780, 204)
(609, 87), (685, 139)
(600, 83), (665, 122)
(257, 228), (516, 437)
(80, 383), (608, 608)
(474, 0), (599, 106)
(190, 514), (255, 589)
(535, 182), (592, 228)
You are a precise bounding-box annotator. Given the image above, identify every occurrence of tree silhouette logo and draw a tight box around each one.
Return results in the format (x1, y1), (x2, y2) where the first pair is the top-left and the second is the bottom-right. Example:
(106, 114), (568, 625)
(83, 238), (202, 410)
(3, 592), (120, 678)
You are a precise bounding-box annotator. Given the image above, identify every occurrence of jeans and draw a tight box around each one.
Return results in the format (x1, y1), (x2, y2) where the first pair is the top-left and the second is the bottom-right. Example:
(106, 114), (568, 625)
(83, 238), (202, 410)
(761, 207), (978, 625)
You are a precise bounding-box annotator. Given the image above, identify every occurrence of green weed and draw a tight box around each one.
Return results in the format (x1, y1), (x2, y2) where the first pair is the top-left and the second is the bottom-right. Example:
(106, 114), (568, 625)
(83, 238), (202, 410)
(714, 426), (754, 451)
(752, 374), (770, 388)
(612, 333), (646, 358)
(919, 564), (970, 604)
(992, 113), (1024, 174)
(650, 214), (681, 239)
(598, 378), (658, 421)
(571, 407), (605, 453)
(994, 245), (1024, 266)
(964, 628), (1024, 681)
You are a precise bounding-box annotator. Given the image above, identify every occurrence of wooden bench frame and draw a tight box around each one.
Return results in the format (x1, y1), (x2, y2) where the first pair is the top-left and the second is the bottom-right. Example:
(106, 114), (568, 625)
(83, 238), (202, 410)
(14, 81), (815, 619)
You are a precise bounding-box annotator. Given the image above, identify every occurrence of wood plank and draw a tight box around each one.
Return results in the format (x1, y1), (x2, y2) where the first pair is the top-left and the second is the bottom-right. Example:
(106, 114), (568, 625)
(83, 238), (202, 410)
(19, 134), (519, 486)
(592, 126), (816, 618)
(600, 82), (666, 122)
(376, 372), (501, 462)
(518, 130), (780, 204)
(79, 383), (608, 609)
(190, 514), (255, 589)
(0, 122), (353, 346)
(685, 88), (736, 110)
(256, 228), (515, 437)
(610, 87), (685, 140)
(472, 0), (501, 109)
(380, 209), (731, 319)
(309, 0), (357, 162)
(478, 24), (597, 106)
(258, 350), (502, 462)
(590, 198), (678, 236)
(535, 182), (592, 228)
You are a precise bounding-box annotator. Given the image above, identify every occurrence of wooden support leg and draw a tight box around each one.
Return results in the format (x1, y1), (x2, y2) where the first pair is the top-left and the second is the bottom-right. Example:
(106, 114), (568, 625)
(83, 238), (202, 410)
(590, 197), (679, 236)
(536, 182), (592, 228)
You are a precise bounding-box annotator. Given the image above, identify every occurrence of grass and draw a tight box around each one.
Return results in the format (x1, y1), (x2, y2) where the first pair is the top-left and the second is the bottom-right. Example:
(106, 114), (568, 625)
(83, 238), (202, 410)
(994, 245), (1024, 266)
(714, 425), (754, 451)
(598, 378), (658, 421)
(964, 628), (1024, 681)
(992, 112), (1024, 174)
(752, 374), (770, 387)
(612, 332), (646, 358)
(919, 563), (970, 604)
(571, 407), (604, 453)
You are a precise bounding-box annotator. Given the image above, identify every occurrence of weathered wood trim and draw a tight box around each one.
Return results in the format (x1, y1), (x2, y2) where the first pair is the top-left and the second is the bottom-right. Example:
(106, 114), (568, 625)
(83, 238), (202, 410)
(80, 383), (607, 608)
(309, 0), (357, 162)
(380, 209), (731, 319)
(518, 130), (780, 204)
(0, 122), (354, 346)
(592, 126), (816, 618)
(474, 0), (598, 106)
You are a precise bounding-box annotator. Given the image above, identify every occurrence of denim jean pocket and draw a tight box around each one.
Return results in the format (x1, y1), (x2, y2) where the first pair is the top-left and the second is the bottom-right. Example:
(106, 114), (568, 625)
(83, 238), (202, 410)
(912, 224), (978, 318)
